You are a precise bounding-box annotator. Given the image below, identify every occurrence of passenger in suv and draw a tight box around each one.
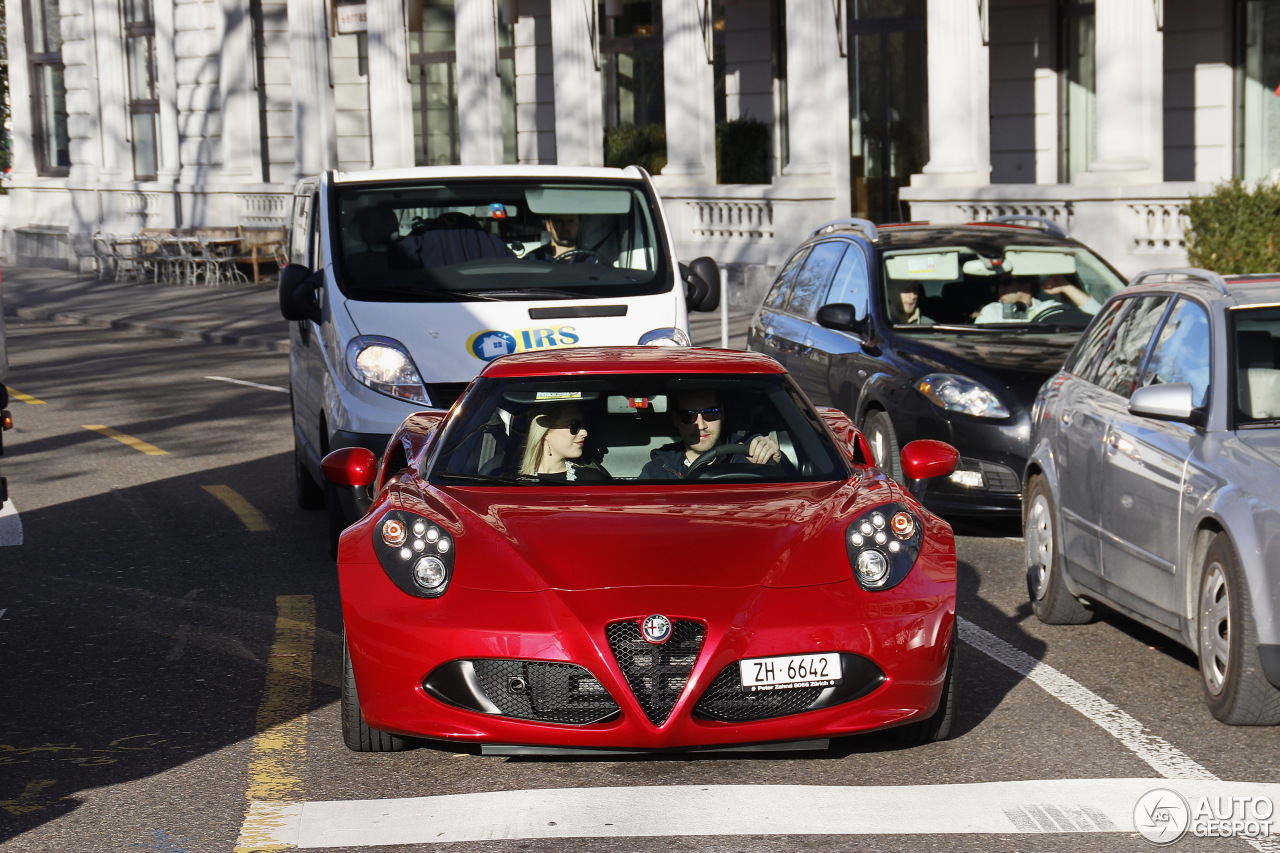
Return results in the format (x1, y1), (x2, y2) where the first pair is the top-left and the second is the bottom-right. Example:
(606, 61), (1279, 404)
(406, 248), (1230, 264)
(1025, 268), (1280, 725)
(747, 217), (1126, 519)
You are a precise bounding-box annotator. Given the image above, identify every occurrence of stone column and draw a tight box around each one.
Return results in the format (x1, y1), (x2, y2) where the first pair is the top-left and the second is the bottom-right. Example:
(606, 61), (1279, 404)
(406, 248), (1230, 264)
(219, 0), (261, 180)
(781, 0), (843, 176)
(660, 0), (715, 178)
(288, 0), (337, 181)
(154, 0), (180, 183)
(88, 1), (126, 182)
(457, 0), (505, 165)
(367, 0), (414, 168)
(915, 0), (990, 185)
(550, 0), (603, 166)
(1083, 0), (1163, 183)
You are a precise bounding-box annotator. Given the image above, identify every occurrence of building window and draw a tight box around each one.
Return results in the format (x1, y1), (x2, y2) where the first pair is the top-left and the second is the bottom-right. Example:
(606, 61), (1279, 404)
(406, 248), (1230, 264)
(1237, 0), (1280, 180)
(601, 0), (665, 129)
(408, 1), (516, 166)
(124, 0), (159, 180)
(1060, 2), (1096, 181)
(24, 0), (71, 176)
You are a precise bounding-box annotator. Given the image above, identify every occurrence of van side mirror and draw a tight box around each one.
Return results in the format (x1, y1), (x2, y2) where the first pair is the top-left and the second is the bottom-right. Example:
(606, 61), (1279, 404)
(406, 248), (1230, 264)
(681, 256), (721, 312)
(278, 263), (322, 323)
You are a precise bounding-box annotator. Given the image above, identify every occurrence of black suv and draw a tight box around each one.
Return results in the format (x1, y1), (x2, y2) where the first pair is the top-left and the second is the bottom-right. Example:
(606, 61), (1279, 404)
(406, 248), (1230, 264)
(747, 217), (1126, 518)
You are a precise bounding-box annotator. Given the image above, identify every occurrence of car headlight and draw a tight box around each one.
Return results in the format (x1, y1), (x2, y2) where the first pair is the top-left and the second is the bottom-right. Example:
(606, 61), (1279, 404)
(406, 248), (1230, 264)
(345, 335), (430, 404)
(370, 510), (455, 598)
(638, 327), (691, 347)
(918, 373), (1009, 418)
(846, 503), (923, 591)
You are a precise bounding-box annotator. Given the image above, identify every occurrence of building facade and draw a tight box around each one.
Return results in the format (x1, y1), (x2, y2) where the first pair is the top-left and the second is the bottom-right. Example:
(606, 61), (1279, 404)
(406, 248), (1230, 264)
(3, 0), (1278, 302)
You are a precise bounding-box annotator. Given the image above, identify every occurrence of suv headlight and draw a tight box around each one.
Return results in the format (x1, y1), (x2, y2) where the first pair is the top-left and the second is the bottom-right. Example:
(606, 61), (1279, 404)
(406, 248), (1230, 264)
(918, 373), (1009, 418)
(638, 327), (691, 347)
(371, 510), (455, 598)
(846, 503), (923, 591)
(345, 335), (430, 404)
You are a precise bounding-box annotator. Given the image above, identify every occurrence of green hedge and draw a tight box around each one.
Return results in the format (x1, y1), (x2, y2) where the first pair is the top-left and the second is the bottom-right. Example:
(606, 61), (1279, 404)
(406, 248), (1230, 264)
(604, 123), (667, 176)
(1185, 179), (1280, 274)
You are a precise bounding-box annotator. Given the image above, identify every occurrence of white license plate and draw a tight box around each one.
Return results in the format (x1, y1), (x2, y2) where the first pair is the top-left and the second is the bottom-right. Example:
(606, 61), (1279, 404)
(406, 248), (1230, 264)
(738, 653), (842, 691)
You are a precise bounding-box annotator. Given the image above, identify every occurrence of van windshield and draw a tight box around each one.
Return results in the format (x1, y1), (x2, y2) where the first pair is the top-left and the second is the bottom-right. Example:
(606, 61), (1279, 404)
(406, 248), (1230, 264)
(333, 178), (671, 302)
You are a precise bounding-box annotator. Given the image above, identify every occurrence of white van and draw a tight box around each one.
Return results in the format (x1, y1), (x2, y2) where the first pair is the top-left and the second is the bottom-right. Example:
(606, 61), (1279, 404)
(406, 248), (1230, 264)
(279, 165), (719, 521)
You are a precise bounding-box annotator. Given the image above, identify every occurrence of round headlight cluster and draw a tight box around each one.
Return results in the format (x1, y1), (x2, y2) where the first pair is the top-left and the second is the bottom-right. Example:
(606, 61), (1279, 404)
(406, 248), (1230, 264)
(845, 505), (923, 591)
(371, 510), (456, 598)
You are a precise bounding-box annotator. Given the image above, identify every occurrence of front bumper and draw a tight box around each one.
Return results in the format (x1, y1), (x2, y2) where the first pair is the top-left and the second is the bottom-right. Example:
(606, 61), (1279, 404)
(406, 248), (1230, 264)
(340, 567), (955, 750)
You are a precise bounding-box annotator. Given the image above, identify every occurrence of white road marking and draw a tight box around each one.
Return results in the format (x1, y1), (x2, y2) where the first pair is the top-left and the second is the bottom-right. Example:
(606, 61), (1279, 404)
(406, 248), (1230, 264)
(245, 778), (1280, 849)
(205, 375), (288, 393)
(0, 499), (23, 546)
(957, 617), (1216, 781)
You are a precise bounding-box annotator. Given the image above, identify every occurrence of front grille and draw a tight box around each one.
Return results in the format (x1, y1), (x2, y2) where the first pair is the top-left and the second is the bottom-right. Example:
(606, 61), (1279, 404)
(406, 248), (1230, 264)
(469, 660), (619, 725)
(977, 461), (1021, 493)
(694, 653), (887, 723)
(425, 382), (469, 409)
(606, 619), (705, 726)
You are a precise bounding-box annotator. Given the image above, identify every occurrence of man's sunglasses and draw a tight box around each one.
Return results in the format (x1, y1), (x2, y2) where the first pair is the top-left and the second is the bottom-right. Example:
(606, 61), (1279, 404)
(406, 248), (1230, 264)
(677, 407), (722, 425)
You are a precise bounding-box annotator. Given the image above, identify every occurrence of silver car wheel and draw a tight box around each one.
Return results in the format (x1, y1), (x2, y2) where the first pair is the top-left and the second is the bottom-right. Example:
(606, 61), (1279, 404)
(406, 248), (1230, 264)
(1198, 560), (1231, 697)
(1025, 493), (1053, 601)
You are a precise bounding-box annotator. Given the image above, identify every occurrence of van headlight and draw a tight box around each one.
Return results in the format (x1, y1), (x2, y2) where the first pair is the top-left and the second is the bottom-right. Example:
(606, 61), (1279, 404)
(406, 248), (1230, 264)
(917, 373), (1009, 418)
(345, 336), (430, 404)
(638, 327), (691, 347)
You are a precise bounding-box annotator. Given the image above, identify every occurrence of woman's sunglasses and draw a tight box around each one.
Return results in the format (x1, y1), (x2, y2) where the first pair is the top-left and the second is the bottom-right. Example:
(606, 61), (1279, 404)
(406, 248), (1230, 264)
(551, 420), (587, 435)
(677, 406), (722, 425)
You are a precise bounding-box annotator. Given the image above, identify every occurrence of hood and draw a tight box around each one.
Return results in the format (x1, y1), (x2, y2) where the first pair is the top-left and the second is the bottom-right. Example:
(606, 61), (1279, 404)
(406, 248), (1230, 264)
(1221, 428), (1280, 473)
(342, 294), (679, 385)
(894, 330), (1079, 378)
(437, 481), (866, 593)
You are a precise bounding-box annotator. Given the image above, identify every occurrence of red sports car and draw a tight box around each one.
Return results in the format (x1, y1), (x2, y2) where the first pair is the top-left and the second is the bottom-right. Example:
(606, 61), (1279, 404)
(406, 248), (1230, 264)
(323, 347), (960, 754)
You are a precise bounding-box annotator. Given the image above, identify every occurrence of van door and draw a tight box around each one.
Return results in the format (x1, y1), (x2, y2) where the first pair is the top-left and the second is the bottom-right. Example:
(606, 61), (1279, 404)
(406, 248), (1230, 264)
(287, 184), (325, 460)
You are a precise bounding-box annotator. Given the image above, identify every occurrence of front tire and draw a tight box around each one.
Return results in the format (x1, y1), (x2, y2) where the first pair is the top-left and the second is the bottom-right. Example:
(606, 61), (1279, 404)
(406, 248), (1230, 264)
(1197, 536), (1280, 725)
(342, 632), (411, 752)
(1024, 476), (1092, 625)
(863, 409), (902, 482)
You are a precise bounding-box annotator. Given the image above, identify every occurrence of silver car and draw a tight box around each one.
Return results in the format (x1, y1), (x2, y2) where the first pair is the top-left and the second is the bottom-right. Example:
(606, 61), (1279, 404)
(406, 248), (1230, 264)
(1024, 268), (1280, 725)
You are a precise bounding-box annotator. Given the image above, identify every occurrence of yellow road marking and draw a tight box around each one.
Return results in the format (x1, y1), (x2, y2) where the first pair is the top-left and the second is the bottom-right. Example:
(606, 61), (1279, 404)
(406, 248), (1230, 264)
(203, 485), (272, 531)
(234, 595), (314, 852)
(82, 425), (168, 456)
(6, 388), (46, 405)
(0, 779), (57, 816)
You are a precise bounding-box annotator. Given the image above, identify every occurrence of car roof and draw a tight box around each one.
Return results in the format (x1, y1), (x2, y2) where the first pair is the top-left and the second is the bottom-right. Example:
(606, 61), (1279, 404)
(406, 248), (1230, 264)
(328, 165), (648, 184)
(479, 347), (788, 378)
(807, 221), (1091, 254)
(1120, 269), (1280, 308)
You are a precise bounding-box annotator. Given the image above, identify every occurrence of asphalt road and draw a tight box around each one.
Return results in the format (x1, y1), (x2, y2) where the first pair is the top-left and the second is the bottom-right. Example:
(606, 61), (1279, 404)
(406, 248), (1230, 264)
(0, 315), (1276, 853)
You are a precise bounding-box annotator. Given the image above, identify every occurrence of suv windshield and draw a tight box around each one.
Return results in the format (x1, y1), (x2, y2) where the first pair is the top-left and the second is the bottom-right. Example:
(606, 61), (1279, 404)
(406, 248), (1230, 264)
(333, 179), (668, 302)
(430, 374), (849, 485)
(881, 245), (1125, 328)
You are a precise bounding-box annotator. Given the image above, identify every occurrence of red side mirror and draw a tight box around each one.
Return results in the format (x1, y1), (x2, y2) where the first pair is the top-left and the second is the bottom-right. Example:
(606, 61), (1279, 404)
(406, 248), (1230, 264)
(900, 440), (959, 481)
(321, 447), (379, 489)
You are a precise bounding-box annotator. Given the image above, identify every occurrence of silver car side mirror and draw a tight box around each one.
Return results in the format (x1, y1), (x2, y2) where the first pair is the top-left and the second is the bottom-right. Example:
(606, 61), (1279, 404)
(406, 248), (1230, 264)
(1128, 382), (1201, 425)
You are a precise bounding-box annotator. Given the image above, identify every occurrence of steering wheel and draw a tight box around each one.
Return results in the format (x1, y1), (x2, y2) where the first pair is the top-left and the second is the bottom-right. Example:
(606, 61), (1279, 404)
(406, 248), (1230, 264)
(553, 248), (606, 264)
(684, 443), (753, 480)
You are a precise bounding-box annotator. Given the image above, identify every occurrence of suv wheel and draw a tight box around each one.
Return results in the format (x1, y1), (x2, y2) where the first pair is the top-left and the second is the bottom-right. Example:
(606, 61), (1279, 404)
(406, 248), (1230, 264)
(863, 410), (902, 481)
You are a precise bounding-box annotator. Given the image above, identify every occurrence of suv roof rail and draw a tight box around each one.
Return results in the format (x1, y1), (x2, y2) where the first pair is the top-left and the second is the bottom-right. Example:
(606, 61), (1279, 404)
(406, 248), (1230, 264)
(984, 215), (1070, 239)
(810, 218), (879, 241)
(1129, 267), (1230, 296)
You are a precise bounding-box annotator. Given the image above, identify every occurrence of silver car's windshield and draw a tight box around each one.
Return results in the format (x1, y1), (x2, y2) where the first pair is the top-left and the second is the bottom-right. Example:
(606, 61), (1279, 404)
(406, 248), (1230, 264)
(882, 245), (1125, 329)
(333, 179), (668, 302)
